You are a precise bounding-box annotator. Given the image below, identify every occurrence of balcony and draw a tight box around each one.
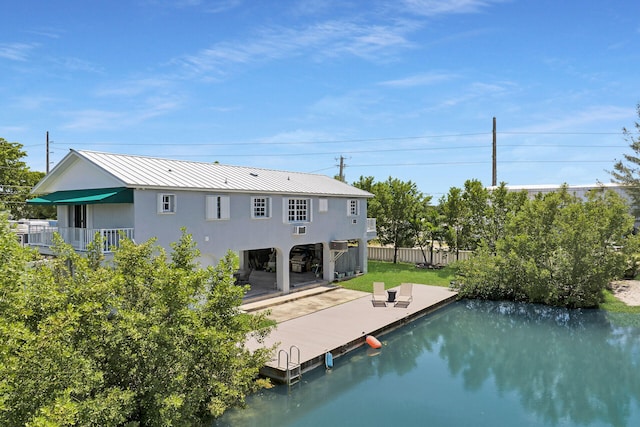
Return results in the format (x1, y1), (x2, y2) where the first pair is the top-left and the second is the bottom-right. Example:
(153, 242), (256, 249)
(366, 218), (377, 240)
(27, 226), (134, 253)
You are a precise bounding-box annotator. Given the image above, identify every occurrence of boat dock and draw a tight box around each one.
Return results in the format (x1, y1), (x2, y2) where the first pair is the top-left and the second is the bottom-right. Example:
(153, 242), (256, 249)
(242, 284), (458, 383)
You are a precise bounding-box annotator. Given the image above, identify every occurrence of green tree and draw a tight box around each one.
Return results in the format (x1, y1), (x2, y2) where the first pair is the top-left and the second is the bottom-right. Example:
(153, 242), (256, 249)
(0, 222), (274, 426)
(358, 177), (428, 263)
(460, 179), (489, 251)
(453, 186), (638, 308)
(483, 182), (528, 254)
(610, 103), (640, 217)
(439, 186), (465, 260)
(0, 138), (54, 219)
(410, 202), (443, 266)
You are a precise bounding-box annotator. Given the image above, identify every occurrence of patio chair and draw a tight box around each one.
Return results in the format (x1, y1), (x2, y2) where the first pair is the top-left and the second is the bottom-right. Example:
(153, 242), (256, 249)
(234, 268), (252, 286)
(371, 282), (387, 307)
(394, 283), (413, 308)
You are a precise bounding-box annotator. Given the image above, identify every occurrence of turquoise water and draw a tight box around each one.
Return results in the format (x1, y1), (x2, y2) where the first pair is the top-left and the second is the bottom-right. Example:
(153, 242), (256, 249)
(214, 300), (640, 426)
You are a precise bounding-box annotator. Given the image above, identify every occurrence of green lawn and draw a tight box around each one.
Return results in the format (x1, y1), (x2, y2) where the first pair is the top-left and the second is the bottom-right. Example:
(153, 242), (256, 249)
(340, 260), (640, 314)
(337, 260), (456, 293)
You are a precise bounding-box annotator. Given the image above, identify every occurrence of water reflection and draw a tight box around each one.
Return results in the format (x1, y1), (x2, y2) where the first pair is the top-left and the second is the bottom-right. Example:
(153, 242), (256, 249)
(393, 301), (640, 426)
(215, 301), (640, 426)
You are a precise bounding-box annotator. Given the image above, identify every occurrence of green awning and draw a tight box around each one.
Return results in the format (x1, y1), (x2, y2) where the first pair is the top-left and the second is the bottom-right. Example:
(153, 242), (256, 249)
(27, 187), (133, 205)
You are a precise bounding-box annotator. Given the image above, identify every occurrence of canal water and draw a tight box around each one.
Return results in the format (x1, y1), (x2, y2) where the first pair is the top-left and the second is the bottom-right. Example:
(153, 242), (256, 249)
(214, 300), (640, 426)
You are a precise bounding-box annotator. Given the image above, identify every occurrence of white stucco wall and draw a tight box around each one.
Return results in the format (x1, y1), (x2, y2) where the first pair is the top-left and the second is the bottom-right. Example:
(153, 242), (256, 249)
(131, 189), (370, 289)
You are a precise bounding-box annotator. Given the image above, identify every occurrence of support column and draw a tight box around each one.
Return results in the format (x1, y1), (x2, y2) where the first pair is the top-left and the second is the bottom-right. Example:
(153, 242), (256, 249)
(358, 239), (368, 274)
(323, 244), (334, 282)
(275, 247), (290, 294)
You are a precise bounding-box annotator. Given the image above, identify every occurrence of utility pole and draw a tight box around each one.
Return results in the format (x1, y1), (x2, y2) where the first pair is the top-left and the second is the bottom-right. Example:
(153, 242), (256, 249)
(46, 131), (50, 174)
(492, 117), (497, 186)
(338, 156), (345, 182)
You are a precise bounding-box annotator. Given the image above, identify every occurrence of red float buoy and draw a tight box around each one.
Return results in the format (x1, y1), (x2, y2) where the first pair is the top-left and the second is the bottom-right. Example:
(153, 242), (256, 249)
(366, 335), (382, 349)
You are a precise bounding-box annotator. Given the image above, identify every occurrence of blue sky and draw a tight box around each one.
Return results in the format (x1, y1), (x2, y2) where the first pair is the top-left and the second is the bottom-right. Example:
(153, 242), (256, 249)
(2, 0), (639, 198)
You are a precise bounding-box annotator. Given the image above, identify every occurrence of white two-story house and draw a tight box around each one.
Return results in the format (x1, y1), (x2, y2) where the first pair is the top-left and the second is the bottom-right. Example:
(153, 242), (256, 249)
(27, 150), (376, 296)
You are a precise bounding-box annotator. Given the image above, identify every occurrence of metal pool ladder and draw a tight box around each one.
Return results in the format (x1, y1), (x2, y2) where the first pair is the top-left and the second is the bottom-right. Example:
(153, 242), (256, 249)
(278, 345), (301, 387)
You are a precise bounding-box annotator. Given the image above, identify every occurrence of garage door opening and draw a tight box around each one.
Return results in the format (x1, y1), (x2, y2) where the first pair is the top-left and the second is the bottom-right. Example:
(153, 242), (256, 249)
(289, 243), (324, 288)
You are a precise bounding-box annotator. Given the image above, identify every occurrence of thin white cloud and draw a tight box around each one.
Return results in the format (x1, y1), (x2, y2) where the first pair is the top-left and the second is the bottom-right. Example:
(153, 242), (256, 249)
(510, 105), (634, 134)
(95, 78), (172, 97)
(258, 129), (338, 146)
(173, 19), (415, 78)
(203, 0), (243, 13)
(379, 72), (457, 87)
(0, 42), (38, 61)
(60, 98), (182, 131)
(25, 27), (64, 39)
(430, 80), (515, 109)
(401, 0), (502, 16)
(309, 90), (382, 120)
(60, 110), (124, 131)
(144, 0), (243, 13)
(49, 56), (103, 73)
(13, 95), (61, 111)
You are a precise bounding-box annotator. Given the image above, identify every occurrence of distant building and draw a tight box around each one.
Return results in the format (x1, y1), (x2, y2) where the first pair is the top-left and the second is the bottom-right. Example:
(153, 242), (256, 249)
(488, 183), (630, 202)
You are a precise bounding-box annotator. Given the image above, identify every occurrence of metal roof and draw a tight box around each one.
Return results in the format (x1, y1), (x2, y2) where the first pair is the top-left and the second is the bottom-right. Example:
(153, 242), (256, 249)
(68, 150), (373, 197)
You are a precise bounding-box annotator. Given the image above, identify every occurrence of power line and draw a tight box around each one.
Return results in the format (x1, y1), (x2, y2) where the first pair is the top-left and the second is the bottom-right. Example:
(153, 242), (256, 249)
(346, 159), (614, 168)
(20, 130), (633, 150)
(83, 143), (623, 159)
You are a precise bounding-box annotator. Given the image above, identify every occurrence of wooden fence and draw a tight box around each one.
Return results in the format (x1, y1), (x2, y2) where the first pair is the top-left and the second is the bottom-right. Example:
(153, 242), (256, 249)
(367, 246), (472, 265)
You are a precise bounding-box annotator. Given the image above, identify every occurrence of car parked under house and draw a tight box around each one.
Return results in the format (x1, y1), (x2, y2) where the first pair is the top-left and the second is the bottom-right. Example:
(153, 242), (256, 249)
(27, 149), (376, 297)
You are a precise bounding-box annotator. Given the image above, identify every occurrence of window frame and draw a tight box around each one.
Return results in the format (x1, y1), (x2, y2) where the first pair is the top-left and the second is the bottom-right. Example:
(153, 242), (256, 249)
(285, 197), (311, 223)
(251, 196), (272, 219)
(347, 199), (359, 216)
(157, 193), (176, 214)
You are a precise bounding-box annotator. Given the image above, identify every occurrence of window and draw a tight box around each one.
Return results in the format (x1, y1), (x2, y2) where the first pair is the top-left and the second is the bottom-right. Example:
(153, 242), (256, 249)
(318, 198), (328, 212)
(286, 198), (310, 222)
(252, 197), (271, 218)
(206, 195), (230, 220)
(158, 194), (176, 214)
(348, 199), (359, 216)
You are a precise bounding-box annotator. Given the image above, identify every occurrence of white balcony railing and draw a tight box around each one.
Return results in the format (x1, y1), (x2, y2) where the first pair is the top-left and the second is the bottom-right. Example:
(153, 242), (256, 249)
(28, 226), (134, 253)
(366, 218), (376, 233)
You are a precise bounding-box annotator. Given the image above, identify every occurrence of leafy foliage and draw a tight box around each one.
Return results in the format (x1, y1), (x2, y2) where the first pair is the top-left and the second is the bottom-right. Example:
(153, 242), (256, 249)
(453, 186), (638, 308)
(0, 138), (55, 219)
(354, 176), (430, 263)
(0, 222), (274, 426)
(439, 180), (527, 258)
(610, 104), (640, 217)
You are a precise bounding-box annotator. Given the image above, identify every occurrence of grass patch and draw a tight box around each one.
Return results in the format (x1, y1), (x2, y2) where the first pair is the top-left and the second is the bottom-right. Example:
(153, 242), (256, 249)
(337, 260), (456, 293)
(339, 261), (640, 315)
(599, 290), (640, 314)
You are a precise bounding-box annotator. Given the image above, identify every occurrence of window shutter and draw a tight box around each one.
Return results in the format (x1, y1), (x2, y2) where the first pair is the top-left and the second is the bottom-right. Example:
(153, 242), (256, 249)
(157, 194), (164, 213)
(205, 195), (215, 219)
(220, 196), (230, 219)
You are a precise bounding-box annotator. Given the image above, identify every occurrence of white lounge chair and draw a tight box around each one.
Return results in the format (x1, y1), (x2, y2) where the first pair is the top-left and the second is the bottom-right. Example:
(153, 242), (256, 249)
(394, 283), (413, 308)
(372, 282), (387, 307)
